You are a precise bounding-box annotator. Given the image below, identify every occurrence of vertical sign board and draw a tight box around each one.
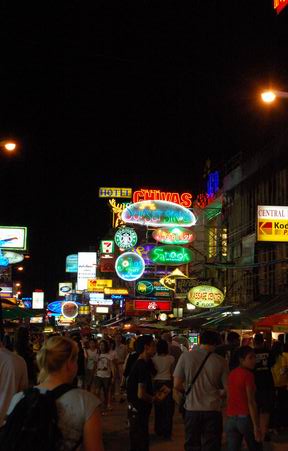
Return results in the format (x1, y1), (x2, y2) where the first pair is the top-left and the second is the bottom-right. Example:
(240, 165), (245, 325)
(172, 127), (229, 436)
(77, 252), (97, 290)
(32, 291), (44, 309)
(257, 206), (288, 242)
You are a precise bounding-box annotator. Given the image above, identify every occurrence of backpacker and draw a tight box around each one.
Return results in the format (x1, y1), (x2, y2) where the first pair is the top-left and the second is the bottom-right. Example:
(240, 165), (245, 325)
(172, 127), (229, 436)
(0, 383), (74, 451)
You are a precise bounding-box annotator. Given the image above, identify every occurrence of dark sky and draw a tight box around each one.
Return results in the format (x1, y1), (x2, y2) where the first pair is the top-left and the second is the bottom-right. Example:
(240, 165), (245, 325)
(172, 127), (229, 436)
(0, 0), (288, 299)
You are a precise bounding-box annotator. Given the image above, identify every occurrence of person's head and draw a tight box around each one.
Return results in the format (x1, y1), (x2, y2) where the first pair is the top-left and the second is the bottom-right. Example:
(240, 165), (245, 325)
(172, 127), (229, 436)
(89, 339), (96, 350)
(99, 339), (109, 354)
(161, 332), (172, 344)
(236, 346), (256, 370)
(200, 330), (220, 350)
(227, 331), (240, 346)
(136, 335), (156, 358)
(36, 335), (78, 383)
(253, 333), (264, 348)
(156, 338), (169, 355)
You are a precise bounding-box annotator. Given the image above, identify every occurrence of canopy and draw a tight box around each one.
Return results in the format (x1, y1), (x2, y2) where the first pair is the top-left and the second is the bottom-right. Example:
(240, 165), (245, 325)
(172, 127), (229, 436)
(253, 313), (288, 332)
(2, 307), (42, 320)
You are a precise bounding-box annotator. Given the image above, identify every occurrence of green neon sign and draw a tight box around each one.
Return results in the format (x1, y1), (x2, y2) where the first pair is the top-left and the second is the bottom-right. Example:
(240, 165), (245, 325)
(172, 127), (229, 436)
(149, 245), (193, 265)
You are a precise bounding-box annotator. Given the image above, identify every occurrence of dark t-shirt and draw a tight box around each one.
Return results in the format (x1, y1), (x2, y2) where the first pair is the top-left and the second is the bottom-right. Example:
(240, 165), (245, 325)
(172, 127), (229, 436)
(215, 344), (239, 371)
(127, 358), (153, 414)
(254, 347), (274, 391)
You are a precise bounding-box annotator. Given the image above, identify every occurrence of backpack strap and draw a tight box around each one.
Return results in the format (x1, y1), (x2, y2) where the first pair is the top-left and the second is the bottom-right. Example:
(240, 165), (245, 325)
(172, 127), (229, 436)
(50, 383), (76, 399)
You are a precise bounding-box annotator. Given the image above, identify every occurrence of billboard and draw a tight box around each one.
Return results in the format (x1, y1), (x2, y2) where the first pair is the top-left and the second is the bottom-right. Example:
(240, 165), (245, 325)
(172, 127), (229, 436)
(257, 206), (288, 242)
(77, 252), (97, 290)
(0, 226), (27, 251)
(32, 291), (44, 309)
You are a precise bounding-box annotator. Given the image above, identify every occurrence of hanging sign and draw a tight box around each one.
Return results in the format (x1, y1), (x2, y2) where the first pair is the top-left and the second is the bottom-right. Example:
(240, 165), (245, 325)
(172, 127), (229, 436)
(100, 240), (115, 254)
(114, 227), (138, 250)
(66, 254), (78, 273)
(122, 200), (196, 227)
(135, 279), (170, 297)
(115, 252), (145, 281)
(87, 279), (112, 292)
(188, 285), (225, 308)
(62, 301), (79, 319)
(160, 268), (188, 291)
(152, 227), (195, 245)
(149, 245), (193, 265)
(133, 189), (192, 207)
(133, 299), (172, 311)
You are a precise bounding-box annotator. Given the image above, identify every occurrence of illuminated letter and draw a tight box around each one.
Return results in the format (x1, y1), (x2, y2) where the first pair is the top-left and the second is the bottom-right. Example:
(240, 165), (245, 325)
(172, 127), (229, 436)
(133, 190), (144, 203)
(170, 193), (181, 204)
(160, 192), (172, 202)
(180, 193), (192, 208)
(143, 190), (155, 201)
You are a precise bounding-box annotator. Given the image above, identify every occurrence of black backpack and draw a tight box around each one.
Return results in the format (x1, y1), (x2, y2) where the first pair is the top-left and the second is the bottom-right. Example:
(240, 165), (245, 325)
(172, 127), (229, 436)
(0, 383), (74, 451)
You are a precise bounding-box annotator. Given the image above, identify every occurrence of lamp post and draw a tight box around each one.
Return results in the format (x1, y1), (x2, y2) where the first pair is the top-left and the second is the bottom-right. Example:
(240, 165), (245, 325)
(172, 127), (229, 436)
(0, 138), (18, 339)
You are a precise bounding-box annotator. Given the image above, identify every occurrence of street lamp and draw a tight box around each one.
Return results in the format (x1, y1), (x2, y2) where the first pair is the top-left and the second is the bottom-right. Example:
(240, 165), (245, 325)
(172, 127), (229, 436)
(261, 90), (288, 104)
(0, 139), (17, 152)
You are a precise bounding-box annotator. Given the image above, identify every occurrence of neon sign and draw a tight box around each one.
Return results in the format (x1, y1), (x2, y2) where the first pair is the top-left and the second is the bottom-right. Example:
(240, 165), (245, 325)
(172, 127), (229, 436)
(115, 252), (145, 281)
(152, 227), (195, 245)
(122, 200), (196, 227)
(114, 227), (138, 250)
(188, 285), (225, 308)
(133, 189), (192, 207)
(61, 301), (79, 319)
(149, 245), (193, 265)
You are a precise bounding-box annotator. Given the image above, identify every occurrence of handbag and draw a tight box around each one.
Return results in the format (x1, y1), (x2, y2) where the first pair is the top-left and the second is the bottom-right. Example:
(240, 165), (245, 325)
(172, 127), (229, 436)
(177, 352), (211, 415)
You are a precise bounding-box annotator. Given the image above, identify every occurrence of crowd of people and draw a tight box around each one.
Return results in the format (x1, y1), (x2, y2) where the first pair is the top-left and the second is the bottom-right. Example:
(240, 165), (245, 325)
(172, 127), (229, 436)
(1, 326), (288, 450)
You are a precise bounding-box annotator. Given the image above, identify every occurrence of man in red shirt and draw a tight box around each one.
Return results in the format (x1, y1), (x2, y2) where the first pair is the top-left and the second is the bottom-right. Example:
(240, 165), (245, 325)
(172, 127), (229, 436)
(225, 346), (262, 451)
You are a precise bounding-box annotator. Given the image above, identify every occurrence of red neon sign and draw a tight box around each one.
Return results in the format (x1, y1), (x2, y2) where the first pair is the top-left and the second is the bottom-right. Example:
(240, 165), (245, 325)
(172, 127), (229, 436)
(274, 0), (288, 13)
(133, 300), (172, 311)
(133, 189), (192, 208)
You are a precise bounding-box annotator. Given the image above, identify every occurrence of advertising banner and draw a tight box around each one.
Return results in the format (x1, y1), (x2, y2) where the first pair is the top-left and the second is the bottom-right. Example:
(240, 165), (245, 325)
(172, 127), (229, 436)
(133, 300), (172, 311)
(0, 226), (27, 251)
(135, 279), (170, 297)
(77, 252), (97, 290)
(87, 278), (112, 292)
(257, 206), (288, 242)
(32, 291), (44, 309)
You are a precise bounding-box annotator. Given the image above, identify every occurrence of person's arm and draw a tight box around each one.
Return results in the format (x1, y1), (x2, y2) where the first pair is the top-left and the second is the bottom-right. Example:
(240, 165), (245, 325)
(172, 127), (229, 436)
(137, 383), (154, 403)
(83, 408), (104, 451)
(173, 353), (185, 393)
(246, 384), (261, 442)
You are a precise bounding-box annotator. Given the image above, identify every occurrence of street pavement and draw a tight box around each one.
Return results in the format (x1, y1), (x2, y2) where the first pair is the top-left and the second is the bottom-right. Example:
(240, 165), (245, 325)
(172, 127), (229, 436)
(101, 399), (288, 451)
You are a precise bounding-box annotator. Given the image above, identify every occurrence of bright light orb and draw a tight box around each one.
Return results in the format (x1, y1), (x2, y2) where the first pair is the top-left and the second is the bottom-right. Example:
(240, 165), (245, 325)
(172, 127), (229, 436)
(4, 142), (16, 151)
(261, 91), (276, 103)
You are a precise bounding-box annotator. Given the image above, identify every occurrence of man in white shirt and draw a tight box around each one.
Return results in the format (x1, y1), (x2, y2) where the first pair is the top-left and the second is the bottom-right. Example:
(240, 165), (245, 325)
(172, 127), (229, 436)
(0, 335), (28, 426)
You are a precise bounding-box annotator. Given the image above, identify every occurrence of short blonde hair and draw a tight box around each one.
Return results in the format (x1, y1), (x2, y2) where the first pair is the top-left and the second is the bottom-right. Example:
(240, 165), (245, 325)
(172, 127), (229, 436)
(36, 335), (78, 383)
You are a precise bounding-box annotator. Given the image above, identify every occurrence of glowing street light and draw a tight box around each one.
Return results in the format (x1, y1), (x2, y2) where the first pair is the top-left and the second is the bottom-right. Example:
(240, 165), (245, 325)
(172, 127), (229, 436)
(0, 139), (17, 152)
(261, 90), (288, 104)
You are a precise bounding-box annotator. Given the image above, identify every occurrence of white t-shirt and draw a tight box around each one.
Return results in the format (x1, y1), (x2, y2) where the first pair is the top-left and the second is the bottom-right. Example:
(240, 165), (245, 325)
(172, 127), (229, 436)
(7, 387), (101, 451)
(86, 349), (98, 370)
(0, 348), (28, 426)
(152, 354), (175, 380)
(96, 353), (113, 378)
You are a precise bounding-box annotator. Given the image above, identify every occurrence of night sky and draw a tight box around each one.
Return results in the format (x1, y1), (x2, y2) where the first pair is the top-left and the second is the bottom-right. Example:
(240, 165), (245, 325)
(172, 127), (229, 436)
(0, 1), (288, 299)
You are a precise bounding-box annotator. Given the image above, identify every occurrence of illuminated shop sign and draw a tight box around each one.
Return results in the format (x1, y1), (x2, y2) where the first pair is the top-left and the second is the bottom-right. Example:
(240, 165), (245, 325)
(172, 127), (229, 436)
(160, 268), (188, 291)
(87, 279), (112, 292)
(257, 205), (288, 242)
(58, 282), (73, 297)
(48, 300), (81, 314)
(0, 226), (27, 251)
(66, 254), (78, 273)
(188, 285), (224, 308)
(274, 0), (288, 14)
(32, 291), (44, 309)
(133, 300), (172, 311)
(99, 187), (132, 198)
(122, 201), (196, 227)
(99, 255), (116, 273)
(77, 252), (97, 291)
(89, 298), (113, 306)
(149, 245), (193, 265)
(135, 279), (170, 297)
(152, 227), (195, 245)
(131, 244), (155, 265)
(175, 278), (197, 294)
(207, 171), (219, 198)
(109, 199), (132, 228)
(100, 240), (115, 254)
(96, 306), (109, 314)
(114, 227), (138, 250)
(0, 251), (24, 265)
(62, 301), (79, 319)
(104, 288), (129, 295)
(133, 189), (192, 208)
(115, 252), (145, 281)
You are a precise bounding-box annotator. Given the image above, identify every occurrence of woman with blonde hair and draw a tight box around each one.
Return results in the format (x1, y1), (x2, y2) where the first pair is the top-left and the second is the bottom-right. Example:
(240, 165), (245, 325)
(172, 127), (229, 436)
(7, 335), (104, 451)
